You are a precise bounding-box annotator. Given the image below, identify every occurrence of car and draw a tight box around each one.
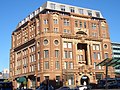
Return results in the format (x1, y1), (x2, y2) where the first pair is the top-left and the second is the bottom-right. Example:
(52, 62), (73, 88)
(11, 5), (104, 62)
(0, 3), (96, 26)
(56, 86), (70, 90)
(75, 85), (87, 90)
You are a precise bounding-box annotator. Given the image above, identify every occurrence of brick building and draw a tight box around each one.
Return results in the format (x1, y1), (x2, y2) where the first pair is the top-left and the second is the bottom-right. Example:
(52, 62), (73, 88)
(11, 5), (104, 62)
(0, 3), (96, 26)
(10, 1), (114, 89)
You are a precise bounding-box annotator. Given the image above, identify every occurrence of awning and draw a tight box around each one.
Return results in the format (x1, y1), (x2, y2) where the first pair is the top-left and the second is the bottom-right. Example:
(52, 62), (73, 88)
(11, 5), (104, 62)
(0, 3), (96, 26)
(16, 76), (26, 83)
(96, 58), (120, 67)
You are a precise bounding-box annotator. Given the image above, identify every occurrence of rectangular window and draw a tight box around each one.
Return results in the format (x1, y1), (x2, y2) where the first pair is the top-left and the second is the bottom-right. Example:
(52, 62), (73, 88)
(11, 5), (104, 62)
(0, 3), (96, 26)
(64, 19), (69, 26)
(38, 62), (40, 70)
(44, 50), (49, 58)
(61, 5), (65, 11)
(79, 9), (83, 14)
(38, 52), (40, 60)
(55, 50), (59, 58)
(44, 28), (48, 33)
(96, 12), (100, 18)
(68, 42), (72, 48)
(44, 61), (49, 69)
(93, 52), (97, 60)
(97, 52), (101, 60)
(105, 53), (108, 59)
(55, 61), (60, 69)
(63, 42), (67, 48)
(96, 45), (100, 50)
(79, 21), (82, 28)
(84, 22), (87, 28)
(50, 3), (55, 9)
(64, 62), (68, 69)
(87, 10), (92, 16)
(69, 51), (73, 59)
(70, 7), (75, 13)
(54, 28), (58, 33)
(69, 62), (73, 69)
(44, 19), (48, 24)
(53, 19), (58, 24)
(91, 23), (97, 30)
(64, 51), (68, 58)
(75, 20), (78, 27)
(78, 55), (83, 61)
(44, 76), (49, 80)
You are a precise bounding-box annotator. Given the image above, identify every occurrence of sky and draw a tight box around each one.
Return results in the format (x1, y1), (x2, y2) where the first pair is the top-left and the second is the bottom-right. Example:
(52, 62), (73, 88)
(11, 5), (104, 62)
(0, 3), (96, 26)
(0, 0), (120, 72)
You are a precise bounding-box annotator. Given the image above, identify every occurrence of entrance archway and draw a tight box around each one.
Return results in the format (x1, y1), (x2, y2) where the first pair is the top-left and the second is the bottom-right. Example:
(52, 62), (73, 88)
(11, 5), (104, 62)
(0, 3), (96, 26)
(80, 75), (90, 85)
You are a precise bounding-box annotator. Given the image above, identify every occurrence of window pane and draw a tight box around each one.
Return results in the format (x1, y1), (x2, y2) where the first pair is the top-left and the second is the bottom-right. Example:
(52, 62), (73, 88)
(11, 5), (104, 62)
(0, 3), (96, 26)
(64, 51), (67, 58)
(63, 42), (67, 48)
(55, 50), (59, 58)
(44, 50), (49, 58)
(44, 61), (49, 69)
(68, 42), (72, 48)
(93, 52), (97, 60)
(69, 62), (73, 69)
(97, 52), (101, 60)
(55, 61), (60, 69)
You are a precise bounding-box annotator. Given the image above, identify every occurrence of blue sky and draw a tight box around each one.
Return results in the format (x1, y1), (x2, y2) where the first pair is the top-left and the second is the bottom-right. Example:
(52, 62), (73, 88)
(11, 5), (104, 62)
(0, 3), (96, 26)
(0, 0), (120, 71)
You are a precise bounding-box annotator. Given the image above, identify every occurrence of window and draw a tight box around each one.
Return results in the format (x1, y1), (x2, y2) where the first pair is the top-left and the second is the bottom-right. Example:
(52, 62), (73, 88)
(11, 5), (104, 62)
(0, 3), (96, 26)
(96, 12), (100, 18)
(54, 40), (59, 45)
(64, 29), (71, 34)
(63, 42), (67, 48)
(91, 23), (97, 30)
(50, 3), (55, 9)
(69, 62), (73, 69)
(79, 9), (83, 14)
(93, 52), (97, 60)
(53, 19), (58, 24)
(44, 28), (48, 33)
(44, 61), (49, 69)
(84, 22), (87, 28)
(97, 52), (101, 60)
(38, 52), (40, 60)
(61, 5), (65, 11)
(87, 10), (92, 16)
(70, 7), (75, 13)
(92, 32), (97, 37)
(64, 51), (68, 58)
(75, 20), (78, 27)
(55, 50), (59, 58)
(96, 45), (100, 50)
(44, 50), (49, 58)
(38, 62), (40, 70)
(44, 39), (48, 45)
(64, 62), (68, 69)
(55, 61), (60, 69)
(44, 19), (48, 24)
(102, 34), (106, 38)
(79, 21), (82, 28)
(104, 44), (107, 49)
(78, 55), (83, 61)
(54, 28), (58, 33)
(64, 19), (69, 26)
(105, 53), (108, 59)
(45, 76), (49, 80)
(69, 51), (73, 59)
(68, 42), (72, 48)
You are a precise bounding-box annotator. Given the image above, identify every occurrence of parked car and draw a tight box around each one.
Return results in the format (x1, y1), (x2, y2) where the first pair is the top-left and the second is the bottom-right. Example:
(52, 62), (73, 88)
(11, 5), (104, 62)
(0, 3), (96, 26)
(56, 86), (70, 90)
(97, 78), (118, 89)
(74, 85), (87, 90)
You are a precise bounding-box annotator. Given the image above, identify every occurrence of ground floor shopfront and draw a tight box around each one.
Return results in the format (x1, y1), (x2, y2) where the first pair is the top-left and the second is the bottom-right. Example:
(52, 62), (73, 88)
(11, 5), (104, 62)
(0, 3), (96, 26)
(11, 68), (113, 89)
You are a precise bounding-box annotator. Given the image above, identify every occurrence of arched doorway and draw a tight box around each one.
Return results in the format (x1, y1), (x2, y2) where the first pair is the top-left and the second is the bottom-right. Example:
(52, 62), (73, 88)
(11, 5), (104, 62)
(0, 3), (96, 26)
(80, 75), (90, 85)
